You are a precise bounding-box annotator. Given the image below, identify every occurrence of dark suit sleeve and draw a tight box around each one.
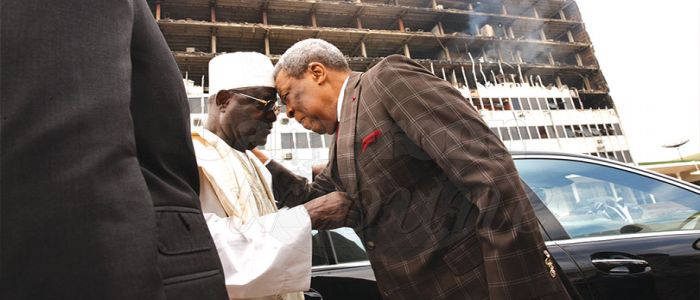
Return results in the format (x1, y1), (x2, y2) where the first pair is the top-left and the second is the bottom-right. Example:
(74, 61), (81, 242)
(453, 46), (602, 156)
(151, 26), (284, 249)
(374, 55), (558, 299)
(267, 160), (338, 207)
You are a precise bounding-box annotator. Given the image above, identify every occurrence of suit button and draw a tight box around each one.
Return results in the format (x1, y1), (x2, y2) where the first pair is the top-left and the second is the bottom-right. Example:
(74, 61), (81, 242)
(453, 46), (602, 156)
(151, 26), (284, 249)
(366, 241), (375, 250)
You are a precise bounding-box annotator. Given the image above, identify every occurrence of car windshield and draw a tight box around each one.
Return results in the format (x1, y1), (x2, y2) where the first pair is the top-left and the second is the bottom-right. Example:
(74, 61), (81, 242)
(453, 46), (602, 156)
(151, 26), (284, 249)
(515, 158), (700, 239)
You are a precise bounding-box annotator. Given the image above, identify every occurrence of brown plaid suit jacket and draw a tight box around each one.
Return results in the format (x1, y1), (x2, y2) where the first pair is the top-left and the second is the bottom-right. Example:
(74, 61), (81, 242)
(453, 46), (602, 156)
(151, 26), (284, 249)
(269, 55), (570, 300)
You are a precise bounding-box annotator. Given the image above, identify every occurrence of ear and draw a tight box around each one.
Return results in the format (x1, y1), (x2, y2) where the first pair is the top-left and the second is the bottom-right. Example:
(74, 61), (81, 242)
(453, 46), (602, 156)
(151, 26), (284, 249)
(308, 62), (327, 84)
(215, 90), (232, 110)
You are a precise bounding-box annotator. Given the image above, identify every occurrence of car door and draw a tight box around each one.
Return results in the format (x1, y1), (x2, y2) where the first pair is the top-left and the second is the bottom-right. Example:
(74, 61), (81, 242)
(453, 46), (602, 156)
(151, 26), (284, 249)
(515, 155), (700, 300)
(310, 228), (380, 300)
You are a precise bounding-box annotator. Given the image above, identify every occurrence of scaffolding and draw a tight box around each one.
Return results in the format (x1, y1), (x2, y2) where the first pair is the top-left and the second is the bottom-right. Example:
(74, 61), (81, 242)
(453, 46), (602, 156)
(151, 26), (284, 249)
(158, 0), (632, 163)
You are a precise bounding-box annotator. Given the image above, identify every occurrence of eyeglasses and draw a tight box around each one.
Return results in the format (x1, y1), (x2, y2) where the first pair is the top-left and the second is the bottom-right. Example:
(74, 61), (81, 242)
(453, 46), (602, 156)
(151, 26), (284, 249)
(232, 91), (281, 114)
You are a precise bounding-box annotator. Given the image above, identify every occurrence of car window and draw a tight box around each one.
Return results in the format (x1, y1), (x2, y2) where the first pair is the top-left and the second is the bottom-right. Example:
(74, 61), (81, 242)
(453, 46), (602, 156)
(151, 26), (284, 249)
(515, 158), (700, 239)
(311, 228), (367, 266)
(328, 228), (367, 263)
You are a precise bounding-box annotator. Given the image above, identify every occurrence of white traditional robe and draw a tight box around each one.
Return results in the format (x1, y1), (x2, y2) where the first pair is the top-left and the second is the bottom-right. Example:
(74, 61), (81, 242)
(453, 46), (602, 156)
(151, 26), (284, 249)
(192, 129), (310, 300)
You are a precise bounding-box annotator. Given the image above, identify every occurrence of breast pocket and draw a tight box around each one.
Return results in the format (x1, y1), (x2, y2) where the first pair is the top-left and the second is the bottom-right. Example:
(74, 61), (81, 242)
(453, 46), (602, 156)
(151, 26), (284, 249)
(357, 127), (394, 168)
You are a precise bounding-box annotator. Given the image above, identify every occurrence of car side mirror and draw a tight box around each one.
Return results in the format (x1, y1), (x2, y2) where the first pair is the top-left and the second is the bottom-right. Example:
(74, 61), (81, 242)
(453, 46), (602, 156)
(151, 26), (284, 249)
(694, 238), (700, 251)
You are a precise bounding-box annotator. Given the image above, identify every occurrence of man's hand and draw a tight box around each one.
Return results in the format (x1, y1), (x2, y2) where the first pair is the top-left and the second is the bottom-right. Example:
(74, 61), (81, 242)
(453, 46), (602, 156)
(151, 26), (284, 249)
(303, 192), (358, 230)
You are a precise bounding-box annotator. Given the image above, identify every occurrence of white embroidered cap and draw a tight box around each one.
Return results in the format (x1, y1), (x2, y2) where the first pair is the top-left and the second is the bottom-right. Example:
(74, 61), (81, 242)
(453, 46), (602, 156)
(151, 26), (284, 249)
(208, 52), (275, 94)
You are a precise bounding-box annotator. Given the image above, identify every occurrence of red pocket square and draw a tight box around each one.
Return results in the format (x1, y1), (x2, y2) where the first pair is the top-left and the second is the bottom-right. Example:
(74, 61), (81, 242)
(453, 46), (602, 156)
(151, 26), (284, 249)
(361, 130), (382, 153)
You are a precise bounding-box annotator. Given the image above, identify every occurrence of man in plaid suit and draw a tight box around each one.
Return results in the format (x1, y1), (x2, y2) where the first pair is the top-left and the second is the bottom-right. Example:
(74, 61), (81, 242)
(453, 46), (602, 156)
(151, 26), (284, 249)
(267, 39), (570, 300)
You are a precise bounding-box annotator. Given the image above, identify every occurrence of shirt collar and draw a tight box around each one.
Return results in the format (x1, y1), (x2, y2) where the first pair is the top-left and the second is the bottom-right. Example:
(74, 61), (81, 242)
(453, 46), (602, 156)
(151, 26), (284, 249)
(336, 75), (350, 122)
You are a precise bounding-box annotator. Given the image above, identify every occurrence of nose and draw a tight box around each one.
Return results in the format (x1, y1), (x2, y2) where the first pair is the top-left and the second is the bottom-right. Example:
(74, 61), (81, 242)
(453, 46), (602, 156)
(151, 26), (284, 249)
(285, 105), (294, 118)
(264, 109), (277, 123)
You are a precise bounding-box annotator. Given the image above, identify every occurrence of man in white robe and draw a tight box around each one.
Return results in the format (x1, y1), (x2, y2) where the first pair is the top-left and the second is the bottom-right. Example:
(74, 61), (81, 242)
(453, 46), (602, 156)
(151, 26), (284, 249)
(193, 52), (356, 300)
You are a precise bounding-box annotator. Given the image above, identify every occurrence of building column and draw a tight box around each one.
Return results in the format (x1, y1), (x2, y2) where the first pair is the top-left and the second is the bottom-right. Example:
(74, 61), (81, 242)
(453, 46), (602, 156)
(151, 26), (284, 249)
(507, 26), (515, 39)
(211, 30), (217, 53)
(310, 10), (317, 27)
(583, 75), (592, 90)
(155, 1), (161, 20)
(548, 51), (555, 65)
(567, 30), (575, 43)
(443, 47), (452, 60)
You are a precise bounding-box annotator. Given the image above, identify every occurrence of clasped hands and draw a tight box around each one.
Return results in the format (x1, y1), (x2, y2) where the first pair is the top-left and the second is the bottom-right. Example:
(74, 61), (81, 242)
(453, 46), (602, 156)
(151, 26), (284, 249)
(303, 192), (359, 230)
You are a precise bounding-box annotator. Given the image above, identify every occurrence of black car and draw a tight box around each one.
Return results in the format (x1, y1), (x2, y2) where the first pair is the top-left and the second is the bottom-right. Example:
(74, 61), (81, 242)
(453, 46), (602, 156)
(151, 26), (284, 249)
(307, 152), (700, 300)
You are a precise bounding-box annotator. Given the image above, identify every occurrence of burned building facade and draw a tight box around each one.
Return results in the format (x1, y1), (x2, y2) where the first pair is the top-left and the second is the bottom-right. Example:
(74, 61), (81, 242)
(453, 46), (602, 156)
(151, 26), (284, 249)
(150, 0), (632, 176)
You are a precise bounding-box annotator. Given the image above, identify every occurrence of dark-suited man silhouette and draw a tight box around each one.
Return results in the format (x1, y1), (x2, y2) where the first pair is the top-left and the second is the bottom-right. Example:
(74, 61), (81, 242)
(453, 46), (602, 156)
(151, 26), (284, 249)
(1, 1), (227, 299)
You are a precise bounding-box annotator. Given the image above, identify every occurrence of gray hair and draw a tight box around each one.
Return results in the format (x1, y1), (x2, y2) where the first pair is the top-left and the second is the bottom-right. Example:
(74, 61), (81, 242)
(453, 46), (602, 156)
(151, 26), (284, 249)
(274, 39), (350, 79)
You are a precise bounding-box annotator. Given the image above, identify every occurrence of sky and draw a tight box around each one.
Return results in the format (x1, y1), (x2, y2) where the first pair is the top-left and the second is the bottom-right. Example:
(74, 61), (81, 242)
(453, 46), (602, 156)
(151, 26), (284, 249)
(575, 0), (700, 163)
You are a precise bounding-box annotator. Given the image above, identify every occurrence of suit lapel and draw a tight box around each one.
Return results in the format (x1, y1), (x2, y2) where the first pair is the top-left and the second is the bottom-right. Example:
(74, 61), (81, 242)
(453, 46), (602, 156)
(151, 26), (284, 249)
(336, 72), (362, 197)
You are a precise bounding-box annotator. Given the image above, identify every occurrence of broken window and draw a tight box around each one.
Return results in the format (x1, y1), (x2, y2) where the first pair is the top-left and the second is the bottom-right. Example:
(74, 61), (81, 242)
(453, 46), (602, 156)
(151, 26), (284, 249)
(492, 98), (503, 111)
(598, 124), (608, 136)
(502, 98), (512, 110)
(564, 125), (575, 138)
(555, 98), (566, 109)
(581, 124), (592, 137)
